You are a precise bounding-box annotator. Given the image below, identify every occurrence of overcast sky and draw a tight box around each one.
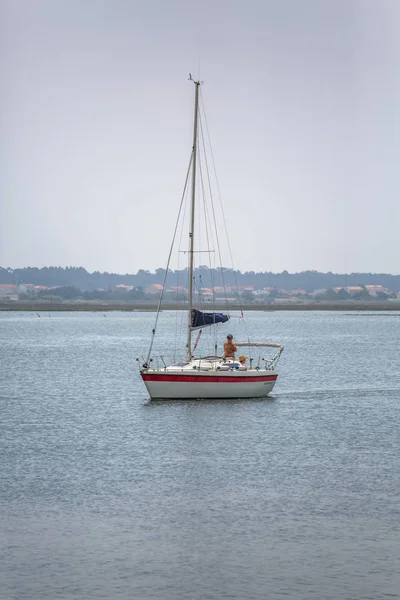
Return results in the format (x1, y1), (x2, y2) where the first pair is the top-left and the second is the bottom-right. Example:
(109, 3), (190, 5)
(1, 0), (399, 274)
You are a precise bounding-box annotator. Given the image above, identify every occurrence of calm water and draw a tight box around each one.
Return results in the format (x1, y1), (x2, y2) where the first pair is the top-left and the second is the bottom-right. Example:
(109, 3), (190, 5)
(1, 310), (399, 600)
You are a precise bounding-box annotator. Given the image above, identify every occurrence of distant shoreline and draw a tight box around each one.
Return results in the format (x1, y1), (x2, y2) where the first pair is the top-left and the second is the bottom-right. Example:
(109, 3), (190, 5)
(1, 302), (400, 312)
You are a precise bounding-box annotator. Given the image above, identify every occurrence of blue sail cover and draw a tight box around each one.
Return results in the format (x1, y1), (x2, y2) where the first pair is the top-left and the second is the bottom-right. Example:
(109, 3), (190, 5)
(191, 309), (229, 331)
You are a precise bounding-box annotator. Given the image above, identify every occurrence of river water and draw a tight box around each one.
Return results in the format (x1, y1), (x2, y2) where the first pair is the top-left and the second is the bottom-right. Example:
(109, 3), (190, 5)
(1, 310), (399, 600)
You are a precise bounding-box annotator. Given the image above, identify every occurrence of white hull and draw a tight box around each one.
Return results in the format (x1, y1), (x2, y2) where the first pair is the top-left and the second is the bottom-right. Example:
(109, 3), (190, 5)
(141, 370), (278, 400)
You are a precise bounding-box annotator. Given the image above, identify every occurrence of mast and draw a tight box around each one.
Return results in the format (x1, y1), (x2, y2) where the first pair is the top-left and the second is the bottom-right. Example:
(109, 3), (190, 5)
(187, 76), (200, 360)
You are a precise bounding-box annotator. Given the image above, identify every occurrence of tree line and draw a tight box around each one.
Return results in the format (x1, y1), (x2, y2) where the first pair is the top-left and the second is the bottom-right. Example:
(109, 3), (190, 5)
(1, 265), (400, 292)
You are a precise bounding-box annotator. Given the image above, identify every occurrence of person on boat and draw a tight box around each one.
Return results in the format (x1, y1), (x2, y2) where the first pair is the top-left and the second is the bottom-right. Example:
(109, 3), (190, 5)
(224, 334), (237, 359)
(238, 355), (247, 368)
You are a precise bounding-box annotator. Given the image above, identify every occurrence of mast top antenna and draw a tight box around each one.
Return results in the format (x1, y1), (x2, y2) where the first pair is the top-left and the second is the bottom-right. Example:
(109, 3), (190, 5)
(188, 73), (202, 85)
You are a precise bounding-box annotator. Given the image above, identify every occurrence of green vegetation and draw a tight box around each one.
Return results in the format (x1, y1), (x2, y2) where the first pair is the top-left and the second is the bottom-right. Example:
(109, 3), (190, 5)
(1, 266), (400, 292)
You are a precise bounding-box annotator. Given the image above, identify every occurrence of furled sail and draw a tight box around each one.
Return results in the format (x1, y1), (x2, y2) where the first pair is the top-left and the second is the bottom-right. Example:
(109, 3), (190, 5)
(191, 309), (229, 331)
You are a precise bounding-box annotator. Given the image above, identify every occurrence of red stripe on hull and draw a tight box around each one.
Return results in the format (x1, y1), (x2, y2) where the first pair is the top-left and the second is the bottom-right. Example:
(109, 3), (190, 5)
(141, 374), (278, 383)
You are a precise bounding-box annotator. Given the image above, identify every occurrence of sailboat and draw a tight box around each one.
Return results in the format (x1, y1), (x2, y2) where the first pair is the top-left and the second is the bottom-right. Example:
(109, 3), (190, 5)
(139, 76), (283, 400)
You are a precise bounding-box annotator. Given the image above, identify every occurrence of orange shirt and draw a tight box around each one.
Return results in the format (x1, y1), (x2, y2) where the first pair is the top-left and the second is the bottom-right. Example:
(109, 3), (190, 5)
(223, 341), (237, 358)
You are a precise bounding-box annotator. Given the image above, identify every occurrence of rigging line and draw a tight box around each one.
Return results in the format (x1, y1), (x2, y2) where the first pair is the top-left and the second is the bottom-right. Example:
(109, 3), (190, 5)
(193, 275), (201, 306)
(200, 153), (218, 342)
(199, 147), (217, 334)
(194, 274), (207, 312)
(198, 274), (203, 304)
(198, 108), (230, 316)
(199, 91), (240, 285)
(197, 122), (218, 347)
(174, 249), (180, 363)
(174, 164), (191, 361)
(146, 152), (193, 364)
(197, 135), (216, 294)
(200, 89), (251, 342)
(198, 167), (216, 276)
(202, 162), (216, 292)
(199, 120), (225, 348)
(196, 134), (202, 281)
(177, 174), (191, 355)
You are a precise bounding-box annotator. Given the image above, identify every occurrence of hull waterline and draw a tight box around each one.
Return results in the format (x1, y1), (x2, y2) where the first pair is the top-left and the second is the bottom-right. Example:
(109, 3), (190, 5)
(141, 372), (278, 400)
